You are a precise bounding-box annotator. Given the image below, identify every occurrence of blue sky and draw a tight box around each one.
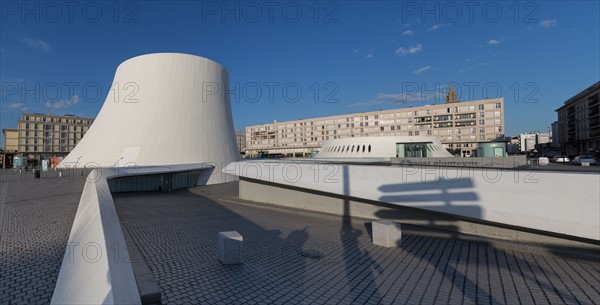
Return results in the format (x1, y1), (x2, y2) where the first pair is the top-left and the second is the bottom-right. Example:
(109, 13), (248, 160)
(1, 1), (599, 144)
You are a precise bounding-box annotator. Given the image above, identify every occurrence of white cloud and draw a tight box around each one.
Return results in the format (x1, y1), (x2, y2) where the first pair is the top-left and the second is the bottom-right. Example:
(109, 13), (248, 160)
(21, 37), (52, 52)
(413, 65), (432, 74)
(365, 53), (373, 59)
(395, 43), (422, 56)
(486, 39), (500, 45)
(376, 91), (441, 103)
(6, 103), (28, 112)
(352, 49), (358, 53)
(459, 62), (490, 73)
(349, 100), (387, 107)
(402, 29), (415, 36)
(350, 86), (449, 107)
(540, 19), (557, 28)
(427, 24), (450, 31)
(46, 95), (80, 110)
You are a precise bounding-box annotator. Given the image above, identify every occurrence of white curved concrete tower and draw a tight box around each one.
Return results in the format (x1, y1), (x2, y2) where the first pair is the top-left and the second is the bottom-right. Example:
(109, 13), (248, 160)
(59, 53), (240, 184)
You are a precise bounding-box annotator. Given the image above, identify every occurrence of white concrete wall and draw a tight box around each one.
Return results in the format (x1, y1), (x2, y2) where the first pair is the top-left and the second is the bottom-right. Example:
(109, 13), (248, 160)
(59, 53), (239, 185)
(225, 160), (600, 241)
(52, 164), (207, 305)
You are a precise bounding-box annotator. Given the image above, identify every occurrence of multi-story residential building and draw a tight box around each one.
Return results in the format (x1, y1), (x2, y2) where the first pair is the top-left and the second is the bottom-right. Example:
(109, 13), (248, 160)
(1, 128), (18, 167)
(235, 130), (246, 157)
(517, 132), (551, 152)
(245, 89), (504, 157)
(556, 81), (600, 157)
(2, 113), (95, 166)
(2, 128), (18, 152)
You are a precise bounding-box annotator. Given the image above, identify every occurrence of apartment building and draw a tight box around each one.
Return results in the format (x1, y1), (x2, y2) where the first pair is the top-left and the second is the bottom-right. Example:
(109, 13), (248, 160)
(246, 91), (504, 158)
(556, 81), (600, 157)
(235, 130), (246, 156)
(517, 132), (551, 152)
(3, 113), (95, 165)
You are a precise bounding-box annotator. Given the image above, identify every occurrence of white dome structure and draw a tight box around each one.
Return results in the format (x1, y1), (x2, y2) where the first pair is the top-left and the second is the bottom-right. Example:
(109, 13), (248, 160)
(59, 53), (240, 184)
(315, 136), (453, 159)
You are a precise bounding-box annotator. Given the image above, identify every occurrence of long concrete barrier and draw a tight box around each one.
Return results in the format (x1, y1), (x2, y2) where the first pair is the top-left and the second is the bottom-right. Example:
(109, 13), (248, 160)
(52, 164), (210, 305)
(224, 160), (600, 242)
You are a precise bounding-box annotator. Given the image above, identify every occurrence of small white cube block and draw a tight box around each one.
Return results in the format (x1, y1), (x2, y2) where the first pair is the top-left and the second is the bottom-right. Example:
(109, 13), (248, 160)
(582, 162), (590, 167)
(218, 231), (243, 264)
(372, 221), (402, 248)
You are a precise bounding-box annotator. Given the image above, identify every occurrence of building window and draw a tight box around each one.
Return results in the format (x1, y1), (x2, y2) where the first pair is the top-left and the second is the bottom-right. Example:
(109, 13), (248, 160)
(479, 112), (485, 118)
(455, 107), (460, 113)
(479, 127), (485, 133)
(495, 103), (501, 109)
(375, 115), (379, 119)
(479, 104), (484, 110)
(391, 126), (395, 131)
(415, 131), (419, 136)
(368, 145), (371, 153)
(494, 111), (501, 117)
(479, 119), (485, 125)
(380, 127), (384, 131)
(408, 131), (413, 136)
(427, 130), (432, 135)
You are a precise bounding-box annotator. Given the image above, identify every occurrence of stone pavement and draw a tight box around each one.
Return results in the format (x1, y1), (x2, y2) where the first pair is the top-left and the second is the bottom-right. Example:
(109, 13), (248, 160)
(114, 182), (600, 305)
(0, 169), (86, 305)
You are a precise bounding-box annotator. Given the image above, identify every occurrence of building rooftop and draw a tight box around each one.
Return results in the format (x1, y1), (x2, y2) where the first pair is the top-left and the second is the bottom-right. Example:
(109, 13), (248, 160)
(555, 81), (600, 111)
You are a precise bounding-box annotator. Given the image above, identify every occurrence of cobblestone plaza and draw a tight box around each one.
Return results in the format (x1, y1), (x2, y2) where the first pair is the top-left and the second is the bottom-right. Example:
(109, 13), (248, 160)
(1, 172), (599, 304)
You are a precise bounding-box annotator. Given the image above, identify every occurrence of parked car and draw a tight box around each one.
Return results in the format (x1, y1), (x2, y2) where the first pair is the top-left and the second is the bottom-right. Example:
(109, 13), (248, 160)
(552, 155), (570, 163)
(538, 157), (550, 165)
(572, 155), (598, 165)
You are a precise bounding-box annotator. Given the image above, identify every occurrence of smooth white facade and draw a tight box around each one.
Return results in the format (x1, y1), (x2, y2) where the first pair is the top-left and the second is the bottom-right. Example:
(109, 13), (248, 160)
(225, 160), (600, 241)
(59, 53), (239, 184)
(315, 136), (453, 159)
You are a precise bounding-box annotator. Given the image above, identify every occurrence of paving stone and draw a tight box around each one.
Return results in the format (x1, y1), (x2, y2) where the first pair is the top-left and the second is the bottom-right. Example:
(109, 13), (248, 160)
(106, 181), (600, 305)
(0, 170), (86, 305)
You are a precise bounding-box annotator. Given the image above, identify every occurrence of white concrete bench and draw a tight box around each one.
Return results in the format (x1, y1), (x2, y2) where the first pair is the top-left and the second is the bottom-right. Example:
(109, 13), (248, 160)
(372, 221), (402, 248)
(218, 231), (244, 264)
